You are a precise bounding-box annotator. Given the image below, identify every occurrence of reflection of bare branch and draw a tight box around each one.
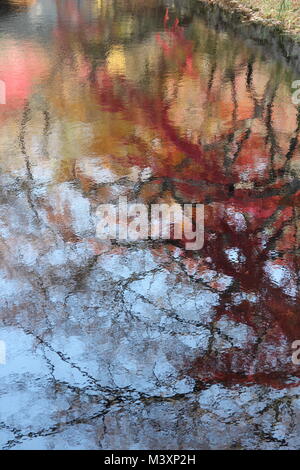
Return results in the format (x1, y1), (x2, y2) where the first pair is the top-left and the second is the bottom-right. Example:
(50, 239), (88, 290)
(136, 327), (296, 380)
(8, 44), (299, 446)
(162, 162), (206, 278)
(19, 102), (34, 182)
(19, 101), (42, 225)
(42, 109), (51, 159)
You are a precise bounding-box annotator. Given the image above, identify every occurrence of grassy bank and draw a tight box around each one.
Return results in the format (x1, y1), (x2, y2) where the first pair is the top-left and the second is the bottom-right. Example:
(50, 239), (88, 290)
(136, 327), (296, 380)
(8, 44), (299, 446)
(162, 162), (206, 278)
(199, 0), (300, 38)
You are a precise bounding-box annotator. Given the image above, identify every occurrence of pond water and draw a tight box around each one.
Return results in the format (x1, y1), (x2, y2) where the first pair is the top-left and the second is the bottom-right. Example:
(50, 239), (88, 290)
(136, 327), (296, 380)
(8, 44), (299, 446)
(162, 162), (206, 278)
(0, 0), (300, 450)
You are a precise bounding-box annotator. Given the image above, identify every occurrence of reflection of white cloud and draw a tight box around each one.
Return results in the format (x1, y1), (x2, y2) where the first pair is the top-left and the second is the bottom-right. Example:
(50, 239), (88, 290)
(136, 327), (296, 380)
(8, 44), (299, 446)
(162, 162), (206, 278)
(0, 272), (27, 298)
(264, 261), (297, 297)
(77, 158), (117, 184)
(48, 183), (92, 236)
(225, 247), (246, 264)
(226, 207), (247, 232)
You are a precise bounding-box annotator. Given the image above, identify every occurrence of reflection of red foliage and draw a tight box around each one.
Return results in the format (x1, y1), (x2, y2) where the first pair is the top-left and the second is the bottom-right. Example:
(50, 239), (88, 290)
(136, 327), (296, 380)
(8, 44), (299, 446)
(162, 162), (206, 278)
(182, 186), (299, 389)
(0, 41), (48, 111)
(157, 9), (195, 76)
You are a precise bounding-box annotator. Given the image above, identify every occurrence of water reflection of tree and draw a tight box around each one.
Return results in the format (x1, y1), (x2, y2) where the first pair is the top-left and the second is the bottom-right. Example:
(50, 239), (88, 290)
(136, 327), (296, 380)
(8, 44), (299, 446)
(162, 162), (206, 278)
(19, 0), (300, 388)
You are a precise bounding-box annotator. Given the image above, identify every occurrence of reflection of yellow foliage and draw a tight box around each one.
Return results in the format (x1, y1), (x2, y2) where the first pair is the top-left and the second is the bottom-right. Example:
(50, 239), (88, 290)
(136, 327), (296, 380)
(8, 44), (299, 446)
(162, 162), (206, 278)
(106, 46), (126, 75)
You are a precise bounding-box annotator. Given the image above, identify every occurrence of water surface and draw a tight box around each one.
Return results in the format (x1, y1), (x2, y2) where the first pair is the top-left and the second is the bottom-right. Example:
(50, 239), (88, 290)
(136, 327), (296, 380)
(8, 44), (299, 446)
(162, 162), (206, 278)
(0, 0), (300, 450)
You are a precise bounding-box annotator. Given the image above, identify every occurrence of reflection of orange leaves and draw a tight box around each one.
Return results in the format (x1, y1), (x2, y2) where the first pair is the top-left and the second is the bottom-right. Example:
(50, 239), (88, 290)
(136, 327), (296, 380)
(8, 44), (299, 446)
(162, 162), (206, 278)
(9, 0), (36, 6)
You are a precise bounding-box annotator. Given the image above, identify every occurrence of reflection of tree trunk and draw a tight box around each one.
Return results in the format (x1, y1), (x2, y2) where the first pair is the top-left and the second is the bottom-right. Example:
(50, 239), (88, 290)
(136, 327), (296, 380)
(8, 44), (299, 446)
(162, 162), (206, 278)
(264, 80), (280, 178)
(283, 106), (300, 175)
(207, 60), (216, 94)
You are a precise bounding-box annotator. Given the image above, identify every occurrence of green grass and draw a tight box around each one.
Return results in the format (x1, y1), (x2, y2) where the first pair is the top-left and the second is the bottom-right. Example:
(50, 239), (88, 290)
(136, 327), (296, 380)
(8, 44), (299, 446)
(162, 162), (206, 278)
(237, 0), (300, 32)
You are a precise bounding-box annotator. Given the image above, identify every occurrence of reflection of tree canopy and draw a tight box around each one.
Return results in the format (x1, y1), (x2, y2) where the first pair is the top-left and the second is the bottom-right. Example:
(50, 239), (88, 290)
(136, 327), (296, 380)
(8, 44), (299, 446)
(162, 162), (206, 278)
(10, 0), (300, 388)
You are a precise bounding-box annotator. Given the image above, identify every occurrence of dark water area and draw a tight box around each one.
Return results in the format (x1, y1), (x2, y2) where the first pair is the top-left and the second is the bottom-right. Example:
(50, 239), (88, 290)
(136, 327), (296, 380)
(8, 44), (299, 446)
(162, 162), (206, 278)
(0, 0), (300, 450)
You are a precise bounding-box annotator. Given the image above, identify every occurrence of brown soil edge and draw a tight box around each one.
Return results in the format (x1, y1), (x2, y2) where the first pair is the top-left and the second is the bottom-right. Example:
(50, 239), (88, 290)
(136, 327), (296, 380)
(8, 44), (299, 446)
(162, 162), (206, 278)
(195, 0), (300, 75)
(197, 0), (300, 40)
